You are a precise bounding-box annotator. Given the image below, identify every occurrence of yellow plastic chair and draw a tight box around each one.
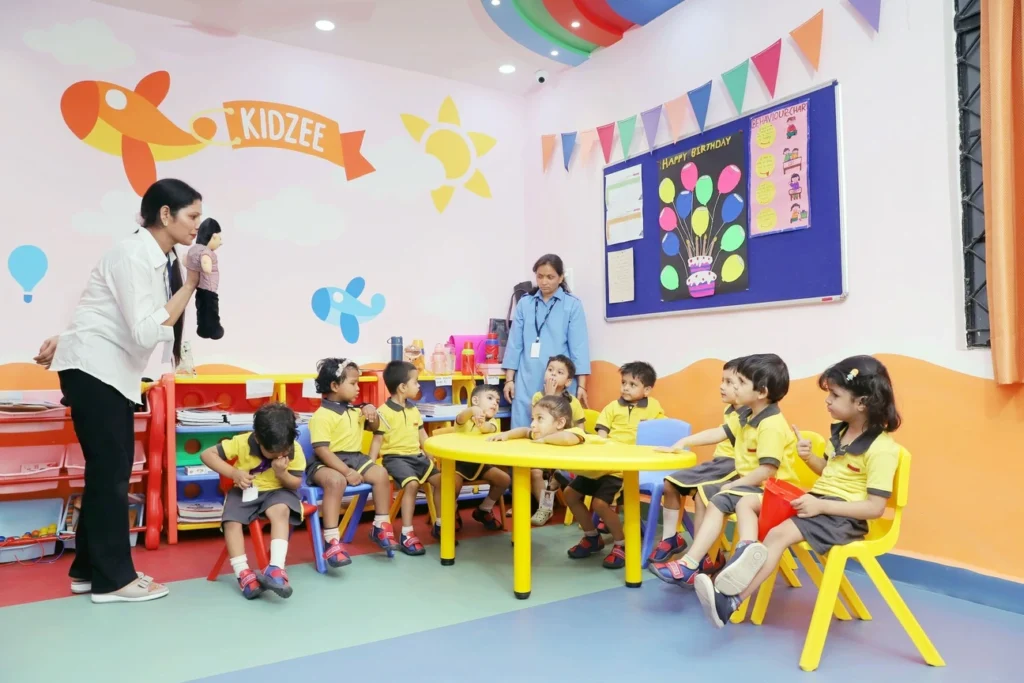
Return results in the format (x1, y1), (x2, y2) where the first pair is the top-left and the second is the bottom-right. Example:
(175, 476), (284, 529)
(747, 447), (944, 672)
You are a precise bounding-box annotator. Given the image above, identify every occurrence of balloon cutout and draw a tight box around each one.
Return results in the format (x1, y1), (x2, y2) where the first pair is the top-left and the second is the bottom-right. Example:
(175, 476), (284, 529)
(718, 164), (741, 194)
(720, 224), (746, 252)
(660, 265), (680, 290)
(661, 232), (680, 257)
(675, 190), (693, 220)
(721, 193), (745, 223)
(695, 175), (713, 205)
(658, 178), (675, 204)
(8, 245), (48, 303)
(691, 207), (710, 236)
(679, 162), (698, 191)
(721, 254), (745, 283)
(658, 207), (676, 231)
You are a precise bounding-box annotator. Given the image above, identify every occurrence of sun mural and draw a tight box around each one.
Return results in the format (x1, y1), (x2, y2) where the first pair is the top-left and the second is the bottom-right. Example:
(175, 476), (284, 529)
(401, 97), (496, 213)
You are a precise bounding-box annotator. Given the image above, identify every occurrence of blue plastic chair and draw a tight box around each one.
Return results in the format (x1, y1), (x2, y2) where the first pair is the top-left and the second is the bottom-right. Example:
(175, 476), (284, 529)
(296, 424), (373, 574)
(636, 418), (692, 568)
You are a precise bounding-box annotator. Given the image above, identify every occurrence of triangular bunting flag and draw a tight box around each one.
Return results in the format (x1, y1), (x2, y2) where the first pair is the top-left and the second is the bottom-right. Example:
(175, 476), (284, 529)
(560, 132), (577, 171)
(596, 123), (616, 164)
(541, 134), (556, 172)
(687, 81), (713, 132)
(848, 0), (881, 32)
(790, 10), (824, 71)
(721, 60), (749, 113)
(641, 105), (663, 151)
(578, 129), (598, 166)
(751, 39), (783, 99)
(664, 95), (690, 141)
(618, 115), (637, 159)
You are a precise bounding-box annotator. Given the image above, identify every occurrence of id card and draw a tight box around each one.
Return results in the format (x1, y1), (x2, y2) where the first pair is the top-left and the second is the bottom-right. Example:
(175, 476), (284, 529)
(241, 485), (258, 503)
(530, 341), (541, 358)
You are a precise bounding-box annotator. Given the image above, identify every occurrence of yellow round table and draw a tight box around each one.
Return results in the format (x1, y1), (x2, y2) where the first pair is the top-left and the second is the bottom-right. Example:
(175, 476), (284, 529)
(424, 433), (696, 599)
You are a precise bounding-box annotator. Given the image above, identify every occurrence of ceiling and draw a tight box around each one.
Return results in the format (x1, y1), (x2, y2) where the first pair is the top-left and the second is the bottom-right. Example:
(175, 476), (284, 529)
(94, 0), (685, 94)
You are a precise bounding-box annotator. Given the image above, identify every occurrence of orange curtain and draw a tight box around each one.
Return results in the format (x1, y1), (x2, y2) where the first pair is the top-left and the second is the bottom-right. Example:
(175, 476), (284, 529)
(980, 0), (1024, 384)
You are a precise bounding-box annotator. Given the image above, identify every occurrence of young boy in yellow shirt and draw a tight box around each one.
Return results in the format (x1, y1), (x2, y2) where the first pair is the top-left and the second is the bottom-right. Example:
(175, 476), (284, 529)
(307, 357), (398, 563)
(199, 403), (305, 599)
(369, 360), (443, 556)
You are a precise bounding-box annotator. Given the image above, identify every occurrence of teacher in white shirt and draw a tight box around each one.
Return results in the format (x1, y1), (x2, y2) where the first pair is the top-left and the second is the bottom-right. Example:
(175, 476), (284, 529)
(34, 178), (202, 604)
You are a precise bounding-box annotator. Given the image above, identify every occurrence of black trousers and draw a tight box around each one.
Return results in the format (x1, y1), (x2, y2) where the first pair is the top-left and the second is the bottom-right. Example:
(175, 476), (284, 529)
(58, 369), (137, 594)
(195, 288), (224, 339)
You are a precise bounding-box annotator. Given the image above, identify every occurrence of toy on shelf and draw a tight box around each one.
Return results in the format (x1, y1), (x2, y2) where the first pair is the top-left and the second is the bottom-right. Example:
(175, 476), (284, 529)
(186, 218), (224, 340)
(404, 340), (425, 371)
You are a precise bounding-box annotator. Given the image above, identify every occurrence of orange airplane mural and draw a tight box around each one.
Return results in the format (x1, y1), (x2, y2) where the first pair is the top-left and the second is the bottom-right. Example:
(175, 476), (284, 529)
(60, 70), (373, 196)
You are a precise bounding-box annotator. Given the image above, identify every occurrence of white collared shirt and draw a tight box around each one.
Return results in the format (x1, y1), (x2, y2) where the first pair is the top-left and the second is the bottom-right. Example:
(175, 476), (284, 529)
(51, 229), (176, 404)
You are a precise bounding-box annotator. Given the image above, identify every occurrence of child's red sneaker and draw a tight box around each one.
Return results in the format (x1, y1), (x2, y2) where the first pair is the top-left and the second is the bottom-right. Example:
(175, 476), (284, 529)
(567, 533), (605, 558)
(238, 569), (263, 600)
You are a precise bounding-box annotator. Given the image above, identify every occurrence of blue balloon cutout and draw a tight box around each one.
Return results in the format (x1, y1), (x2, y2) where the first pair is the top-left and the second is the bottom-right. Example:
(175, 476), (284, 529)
(661, 232), (680, 257)
(8, 245), (48, 303)
(722, 193), (745, 223)
(675, 190), (693, 220)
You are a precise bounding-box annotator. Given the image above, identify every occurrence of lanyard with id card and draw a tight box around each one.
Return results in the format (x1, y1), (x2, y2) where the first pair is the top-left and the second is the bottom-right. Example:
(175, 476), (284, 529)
(531, 297), (555, 359)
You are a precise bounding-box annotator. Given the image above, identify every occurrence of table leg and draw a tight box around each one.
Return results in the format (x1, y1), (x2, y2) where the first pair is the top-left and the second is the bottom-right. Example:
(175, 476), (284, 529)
(440, 458), (456, 566)
(512, 465), (532, 599)
(622, 470), (642, 588)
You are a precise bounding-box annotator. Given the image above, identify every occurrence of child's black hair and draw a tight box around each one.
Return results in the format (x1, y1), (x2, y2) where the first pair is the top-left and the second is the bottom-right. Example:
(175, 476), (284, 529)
(534, 394), (573, 428)
(383, 360), (417, 395)
(723, 356), (744, 371)
(818, 356), (901, 432)
(196, 217), (221, 246)
(546, 354), (577, 379)
(471, 384), (500, 401)
(736, 353), (789, 403)
(620, 361), (657, 388)
(252, 403), (297, 452)
(315, 357), (359, 394)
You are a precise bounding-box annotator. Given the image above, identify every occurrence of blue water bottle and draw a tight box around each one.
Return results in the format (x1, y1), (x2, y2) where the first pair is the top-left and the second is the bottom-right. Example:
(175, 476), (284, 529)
(387, 336), (403, 361)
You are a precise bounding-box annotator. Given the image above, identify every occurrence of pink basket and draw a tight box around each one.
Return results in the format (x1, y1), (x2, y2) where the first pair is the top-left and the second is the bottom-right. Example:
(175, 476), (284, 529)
(0, 445), (65, 493)
(65, 442), (147, 485)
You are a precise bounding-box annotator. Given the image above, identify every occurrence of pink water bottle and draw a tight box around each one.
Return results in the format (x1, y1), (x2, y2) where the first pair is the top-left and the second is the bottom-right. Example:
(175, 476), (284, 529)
(432, 344), (448, 375)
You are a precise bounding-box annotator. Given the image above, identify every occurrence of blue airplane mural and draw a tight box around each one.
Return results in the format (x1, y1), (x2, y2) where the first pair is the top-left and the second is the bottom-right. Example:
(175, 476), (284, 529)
(310, 277), (385, 343)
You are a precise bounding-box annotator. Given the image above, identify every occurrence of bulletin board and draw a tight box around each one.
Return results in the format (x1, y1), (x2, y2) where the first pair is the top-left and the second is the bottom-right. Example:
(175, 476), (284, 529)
(603, 81), (846, 320)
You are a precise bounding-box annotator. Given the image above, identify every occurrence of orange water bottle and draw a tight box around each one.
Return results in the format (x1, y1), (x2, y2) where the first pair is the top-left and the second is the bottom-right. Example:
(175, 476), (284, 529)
(462, 342), (476, 377)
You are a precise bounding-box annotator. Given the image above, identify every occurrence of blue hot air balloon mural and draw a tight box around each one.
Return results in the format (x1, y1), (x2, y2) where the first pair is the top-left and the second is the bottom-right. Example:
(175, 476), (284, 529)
(311, 277), (385, 343)
(8, 245), (48, 303)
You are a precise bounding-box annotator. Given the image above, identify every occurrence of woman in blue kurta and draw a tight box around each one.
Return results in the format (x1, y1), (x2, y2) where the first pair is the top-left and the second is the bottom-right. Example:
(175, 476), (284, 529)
(503, 254), (591, 428)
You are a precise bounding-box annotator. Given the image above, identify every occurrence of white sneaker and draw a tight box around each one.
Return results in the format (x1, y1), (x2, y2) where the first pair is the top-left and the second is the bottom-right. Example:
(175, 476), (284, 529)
(531, 506), (553, 526)
(71, 571), (147, 595)
(90, 575), (169, 603)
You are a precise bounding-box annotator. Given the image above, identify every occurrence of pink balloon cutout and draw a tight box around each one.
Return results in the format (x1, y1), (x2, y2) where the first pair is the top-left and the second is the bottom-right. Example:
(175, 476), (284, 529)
(718, 164), (742, 194)
(658, 206), (677, 231)
(680, 162), (698, 191)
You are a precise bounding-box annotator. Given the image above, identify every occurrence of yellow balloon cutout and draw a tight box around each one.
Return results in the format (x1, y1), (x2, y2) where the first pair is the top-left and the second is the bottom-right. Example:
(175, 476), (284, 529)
(658, 178), (675, 204)
(692, 207), (710, 236)
(721, 254), (745, 283)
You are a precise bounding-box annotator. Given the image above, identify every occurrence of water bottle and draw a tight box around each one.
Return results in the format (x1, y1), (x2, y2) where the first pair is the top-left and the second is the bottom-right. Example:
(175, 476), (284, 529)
(485, 333), (499, 362)
(432, 343), (448, 375)
(387, 336), (403, 361)
(462, 342), (476, 377)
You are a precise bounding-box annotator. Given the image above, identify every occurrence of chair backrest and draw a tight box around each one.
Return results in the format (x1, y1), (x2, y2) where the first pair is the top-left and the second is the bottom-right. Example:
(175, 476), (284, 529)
(637, 418), (692, 447)
(297, 424), (312, 458)
(583, 409), (599, 434)
(864, 446), (910, 548)
(891, 447), (911, 509)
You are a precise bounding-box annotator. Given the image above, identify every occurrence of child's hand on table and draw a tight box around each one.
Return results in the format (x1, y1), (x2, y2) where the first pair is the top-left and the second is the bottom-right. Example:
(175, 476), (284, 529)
(487, 432), (510, 442)
(233, 469), (255, 490)
(655, 445), (683, 453)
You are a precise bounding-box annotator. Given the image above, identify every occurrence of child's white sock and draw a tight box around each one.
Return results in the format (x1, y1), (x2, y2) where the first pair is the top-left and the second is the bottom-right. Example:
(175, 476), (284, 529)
(585, 529), (599, 537)
(269, 539), (288, 568)
(324, 527), (340, 543)
(613, 540), (624, 548)
(539, 490), (555, 510)
(662, 508), (681, 540)
(479, 498), (496, 512)
(229, 555), (249, 578)
(402, 525), (414, 536)
(373, 514), (389, 527)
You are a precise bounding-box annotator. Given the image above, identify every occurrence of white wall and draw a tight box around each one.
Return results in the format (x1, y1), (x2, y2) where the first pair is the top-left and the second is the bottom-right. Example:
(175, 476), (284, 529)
(524, 0), (990, 379)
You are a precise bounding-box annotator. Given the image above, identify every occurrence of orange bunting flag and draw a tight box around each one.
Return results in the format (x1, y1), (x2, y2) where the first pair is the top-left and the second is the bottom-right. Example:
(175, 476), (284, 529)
(790, 10), (824, 71)
(577, 129), (598, 166)
(663, 95), (690, 142)
(541, 134), (556, 172)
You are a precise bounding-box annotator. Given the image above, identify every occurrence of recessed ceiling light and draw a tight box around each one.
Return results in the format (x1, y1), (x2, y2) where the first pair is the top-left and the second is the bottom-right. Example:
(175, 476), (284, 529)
(499, 64), (516, 74)
(571, 20), (581, 28)
(550, 50), (559, 56)
(491, 0), (501, 6)
(315, 20), (335, 31)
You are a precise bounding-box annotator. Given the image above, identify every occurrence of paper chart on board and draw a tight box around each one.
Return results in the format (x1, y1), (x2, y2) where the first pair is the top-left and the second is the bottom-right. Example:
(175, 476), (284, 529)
(607, 248), (635, 304)
(749, 99), (811, 236)
(605, 164), (644, 245)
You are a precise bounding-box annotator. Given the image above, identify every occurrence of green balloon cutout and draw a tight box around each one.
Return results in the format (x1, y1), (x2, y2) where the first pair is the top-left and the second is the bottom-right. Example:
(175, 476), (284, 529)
(720, 224), (746, 252)
(660, 265), (680, 291)
(721, 254), (745, 283)
(695, 175), (713, 205)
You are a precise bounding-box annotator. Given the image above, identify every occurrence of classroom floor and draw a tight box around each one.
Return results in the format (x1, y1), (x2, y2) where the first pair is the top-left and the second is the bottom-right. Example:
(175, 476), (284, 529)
(1, 513), (1022, 683)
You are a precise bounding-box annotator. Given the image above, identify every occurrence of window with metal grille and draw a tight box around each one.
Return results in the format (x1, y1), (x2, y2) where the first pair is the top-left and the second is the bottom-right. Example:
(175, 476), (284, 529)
(955, 0), (989, 347)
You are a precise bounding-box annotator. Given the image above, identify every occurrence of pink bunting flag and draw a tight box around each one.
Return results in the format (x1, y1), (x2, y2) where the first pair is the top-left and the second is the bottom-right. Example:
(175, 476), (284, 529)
(577, 129), (598, 166)
(641, 105), (663, 151)
(751, 39), (783, 99)
(541, 134), (556, 172)
(596, 123), (616, 164)
(663, 95), (690, 142)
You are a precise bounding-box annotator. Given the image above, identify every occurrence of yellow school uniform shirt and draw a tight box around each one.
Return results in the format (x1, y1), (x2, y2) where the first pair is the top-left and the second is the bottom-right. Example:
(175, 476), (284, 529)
(596, 397), (665, 445)
(217, 433), (306, 492)
(714, 405), (751, 459)
(810, 423), (899, 502)
(732, 403), (799, 485)
(309, 400), (365, 453)
(455, 416), (501, 434)
(375, 399), (424, 456)
(532, 391), (586, 425)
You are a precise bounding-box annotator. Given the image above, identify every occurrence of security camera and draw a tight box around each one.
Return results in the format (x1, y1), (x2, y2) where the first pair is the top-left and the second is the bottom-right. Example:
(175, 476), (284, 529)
(535, 70), (549, 84)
